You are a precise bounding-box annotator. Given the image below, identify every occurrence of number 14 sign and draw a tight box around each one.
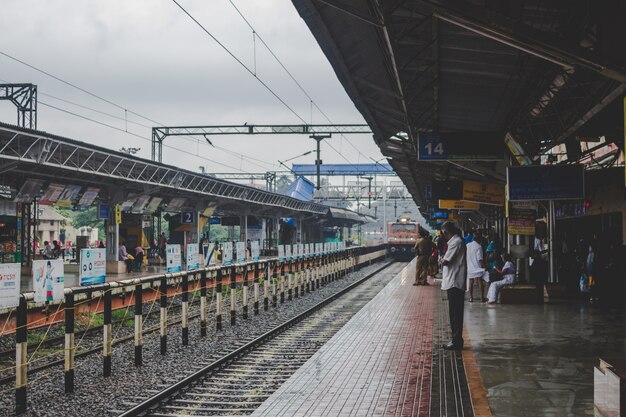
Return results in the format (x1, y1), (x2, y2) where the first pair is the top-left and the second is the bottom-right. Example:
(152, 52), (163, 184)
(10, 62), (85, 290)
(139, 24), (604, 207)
(418, 131), (503, 161)
(418, 132), (448, 160)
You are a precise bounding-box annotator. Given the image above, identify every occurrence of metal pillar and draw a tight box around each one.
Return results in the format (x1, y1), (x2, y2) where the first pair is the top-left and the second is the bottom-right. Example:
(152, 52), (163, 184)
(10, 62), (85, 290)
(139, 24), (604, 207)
(181, 274), (189, 345)
(103, 286), (112, 376)
(134, 284), (142, 366)
(159, 277), (167, 354)
(548, 200), (556, 283)
(311, 134), (331, 190)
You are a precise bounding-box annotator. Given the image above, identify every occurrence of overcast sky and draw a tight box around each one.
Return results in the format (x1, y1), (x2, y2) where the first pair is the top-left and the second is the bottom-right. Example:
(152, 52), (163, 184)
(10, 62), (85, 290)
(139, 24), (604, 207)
(0, 0), (386, 175)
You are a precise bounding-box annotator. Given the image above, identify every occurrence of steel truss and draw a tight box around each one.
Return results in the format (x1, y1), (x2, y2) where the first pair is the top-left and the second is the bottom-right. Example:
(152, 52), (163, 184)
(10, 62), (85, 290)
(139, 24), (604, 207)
(151, 124), (372, 162)
(0, 84), (37, 129)
(0, 125), (328, 215)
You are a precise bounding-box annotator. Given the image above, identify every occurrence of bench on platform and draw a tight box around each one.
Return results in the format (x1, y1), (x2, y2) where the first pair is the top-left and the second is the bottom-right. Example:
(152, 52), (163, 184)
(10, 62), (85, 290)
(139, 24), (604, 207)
(500, 284), (543, 304)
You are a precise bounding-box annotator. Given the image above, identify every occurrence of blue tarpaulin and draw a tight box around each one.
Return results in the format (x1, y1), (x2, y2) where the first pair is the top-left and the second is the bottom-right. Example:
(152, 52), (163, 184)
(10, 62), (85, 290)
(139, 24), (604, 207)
(285, 176), (315, 201)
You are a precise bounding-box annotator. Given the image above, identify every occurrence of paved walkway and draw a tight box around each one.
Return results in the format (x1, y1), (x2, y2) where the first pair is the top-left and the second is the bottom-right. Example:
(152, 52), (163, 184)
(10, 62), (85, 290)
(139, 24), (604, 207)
(249, 259), (622, 417)
(251, 260), (439, 417)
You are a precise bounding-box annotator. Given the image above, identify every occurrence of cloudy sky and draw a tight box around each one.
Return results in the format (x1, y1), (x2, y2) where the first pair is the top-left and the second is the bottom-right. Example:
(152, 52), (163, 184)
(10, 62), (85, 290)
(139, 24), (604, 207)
(0, 0), (385, 175)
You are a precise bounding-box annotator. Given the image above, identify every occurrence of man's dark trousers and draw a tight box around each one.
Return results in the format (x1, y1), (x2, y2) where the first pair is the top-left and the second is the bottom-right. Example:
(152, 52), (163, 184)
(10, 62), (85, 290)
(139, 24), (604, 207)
(447, 287), (465, 347)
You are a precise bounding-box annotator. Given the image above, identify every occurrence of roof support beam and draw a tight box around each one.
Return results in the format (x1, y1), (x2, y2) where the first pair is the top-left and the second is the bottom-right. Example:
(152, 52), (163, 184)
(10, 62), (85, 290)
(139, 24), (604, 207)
(425, 1), (626, 83)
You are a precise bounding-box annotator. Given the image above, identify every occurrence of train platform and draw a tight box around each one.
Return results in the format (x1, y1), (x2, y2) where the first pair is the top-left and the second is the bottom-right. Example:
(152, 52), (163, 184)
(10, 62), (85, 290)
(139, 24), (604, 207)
(250, 260), (625, 417)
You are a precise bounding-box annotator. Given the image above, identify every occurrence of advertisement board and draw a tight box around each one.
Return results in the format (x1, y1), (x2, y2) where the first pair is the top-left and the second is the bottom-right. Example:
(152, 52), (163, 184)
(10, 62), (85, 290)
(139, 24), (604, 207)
(202, 243), (217, 266)
(251, 241), (260, 261)
(166, 244), (182, 273)
(222, 242), (233, 266)
(507, 202), (537, 235)
(0, 263), (20, 309)
(285, 244), (292, 260)
(79, 248), (106, 286)
(186, 243), (199, 271)
(236, 241), (246, 263)
(278, 245), (285, 262)
(33, 260), (64, 303)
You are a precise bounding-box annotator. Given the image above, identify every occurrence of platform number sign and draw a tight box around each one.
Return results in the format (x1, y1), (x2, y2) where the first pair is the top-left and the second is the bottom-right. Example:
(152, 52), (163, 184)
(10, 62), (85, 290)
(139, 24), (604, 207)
(419, 133), (447, 160)
(181, 211), (194, 224)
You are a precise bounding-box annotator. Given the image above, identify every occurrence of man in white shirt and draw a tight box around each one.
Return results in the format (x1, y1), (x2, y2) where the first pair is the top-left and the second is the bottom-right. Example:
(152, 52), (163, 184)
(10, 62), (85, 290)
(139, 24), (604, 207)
(466, 232), (487, 302)
(440, 222), (467, 350)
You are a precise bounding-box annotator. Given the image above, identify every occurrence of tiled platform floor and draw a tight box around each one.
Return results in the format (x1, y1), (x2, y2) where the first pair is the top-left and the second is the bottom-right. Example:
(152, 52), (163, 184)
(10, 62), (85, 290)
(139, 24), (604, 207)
(250, 260), (622, 417)
(251, 260), (440, 417)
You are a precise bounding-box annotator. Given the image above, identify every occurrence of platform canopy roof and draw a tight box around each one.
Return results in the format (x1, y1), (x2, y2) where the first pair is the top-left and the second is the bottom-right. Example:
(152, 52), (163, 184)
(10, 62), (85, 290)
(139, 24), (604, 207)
(0, 122), (329, 217)
(292, 0), (626, 210)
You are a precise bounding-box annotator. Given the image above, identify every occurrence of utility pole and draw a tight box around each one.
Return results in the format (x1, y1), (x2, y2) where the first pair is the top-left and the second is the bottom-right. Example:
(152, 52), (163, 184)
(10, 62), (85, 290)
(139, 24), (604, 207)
(310, 134), (330, 190)
(361, 176), (373, 208)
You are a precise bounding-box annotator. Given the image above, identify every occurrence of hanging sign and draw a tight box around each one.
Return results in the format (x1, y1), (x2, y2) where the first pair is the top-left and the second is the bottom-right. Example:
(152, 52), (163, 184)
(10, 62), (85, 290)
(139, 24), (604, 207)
(55, 185), (82, 208)
(144, 197), (163, 214)
(33, 260), (64, 303)
(418, 131), (503, 161)
(236, 241), (246, 263)
(167, 197), (186, 212)
(79, 248), (106, 286)
(0, 263), (20, 309)
(251, 241), (260, 261)
(14, 179), (44, 203)
(166, 244), (182, 273)
(186, 243), (199, 271)
(78, 187), (100, 208)
(222, 242), (233, 266)
(462, 181), (505, 205)
(507, 165), (584, 201)
(181, 212), (194, 224)
(133, 195), (151, 213)
(39, 183), (65, 205)
(439, 199), (480, 210)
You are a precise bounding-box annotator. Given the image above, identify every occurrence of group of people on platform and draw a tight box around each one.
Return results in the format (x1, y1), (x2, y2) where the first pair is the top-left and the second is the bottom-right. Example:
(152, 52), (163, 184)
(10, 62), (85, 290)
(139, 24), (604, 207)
(413, 221), (514, 351)
(41, 240), (64, 260)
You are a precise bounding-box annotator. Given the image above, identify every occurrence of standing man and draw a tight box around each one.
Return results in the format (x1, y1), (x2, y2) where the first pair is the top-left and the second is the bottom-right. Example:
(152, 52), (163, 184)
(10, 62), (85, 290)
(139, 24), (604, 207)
(440, 222), (467, 350)
(466, 231), (487, 302)
(413, 226), (433, 285)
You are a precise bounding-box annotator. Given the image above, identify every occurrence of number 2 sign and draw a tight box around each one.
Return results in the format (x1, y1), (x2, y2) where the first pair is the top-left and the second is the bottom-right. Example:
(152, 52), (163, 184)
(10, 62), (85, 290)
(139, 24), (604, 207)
(181, 211), (194, 224)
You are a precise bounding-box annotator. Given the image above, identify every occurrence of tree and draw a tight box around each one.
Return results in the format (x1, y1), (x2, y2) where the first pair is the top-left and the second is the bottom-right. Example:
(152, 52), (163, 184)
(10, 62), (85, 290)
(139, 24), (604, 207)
(71, 207), (105, 241)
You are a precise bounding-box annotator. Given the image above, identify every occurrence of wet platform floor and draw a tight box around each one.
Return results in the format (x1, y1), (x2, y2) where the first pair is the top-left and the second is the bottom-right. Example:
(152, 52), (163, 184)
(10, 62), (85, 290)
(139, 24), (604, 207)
(249, 260), (624, 416)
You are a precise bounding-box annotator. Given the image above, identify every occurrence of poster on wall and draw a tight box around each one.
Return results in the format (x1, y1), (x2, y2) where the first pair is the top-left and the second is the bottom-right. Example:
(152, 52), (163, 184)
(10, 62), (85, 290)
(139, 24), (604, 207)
(251, 241), (260, 261)
(278, 245), (285, 262)
(307, 243), (313, 256)
(166, 244), (182, 273)
(79, 248), (106, 286)
(285, 244), (292, 261)
(202, 242), (216, 266)
(33, 260), (64, 303)
(236, 241), (246, 263)
(0, 263), (20, 309)
(55, 185), (82, 208)
(186, 243), (199, 271)
(293, 243), (300, 259)
(298, 244), (304, 259)
(315, 243), (322, 255)
(39, 183), (65, 205)
(78, 187), (100, 208)
(222, 242), (233, 266)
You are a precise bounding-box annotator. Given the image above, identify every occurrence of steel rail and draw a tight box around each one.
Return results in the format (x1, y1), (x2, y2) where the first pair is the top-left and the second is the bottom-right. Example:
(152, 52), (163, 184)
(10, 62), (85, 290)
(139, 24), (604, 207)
(118, 258), (392, 417)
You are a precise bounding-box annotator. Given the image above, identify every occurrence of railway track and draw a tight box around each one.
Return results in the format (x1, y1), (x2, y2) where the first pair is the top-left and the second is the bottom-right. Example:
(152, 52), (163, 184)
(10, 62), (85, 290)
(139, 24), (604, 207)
(115, 261), (405, 417)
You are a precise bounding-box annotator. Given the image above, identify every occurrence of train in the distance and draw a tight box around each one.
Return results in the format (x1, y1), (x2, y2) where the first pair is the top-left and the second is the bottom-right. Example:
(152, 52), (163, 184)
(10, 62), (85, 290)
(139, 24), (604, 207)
(387, 215), (418, 260)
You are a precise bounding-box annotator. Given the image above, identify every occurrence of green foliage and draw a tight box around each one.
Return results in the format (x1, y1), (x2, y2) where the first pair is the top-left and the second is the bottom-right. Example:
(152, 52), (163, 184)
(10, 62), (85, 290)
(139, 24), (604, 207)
(71, 207), (105, 241)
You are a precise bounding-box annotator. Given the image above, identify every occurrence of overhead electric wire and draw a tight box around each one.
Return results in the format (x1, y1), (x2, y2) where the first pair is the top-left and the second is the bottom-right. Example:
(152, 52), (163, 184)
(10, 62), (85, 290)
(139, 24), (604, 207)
(226, 0), (371, 162)
(171, 0), (307, 125)
(39, 101), (245, 172)
(0, 50), (162, 126)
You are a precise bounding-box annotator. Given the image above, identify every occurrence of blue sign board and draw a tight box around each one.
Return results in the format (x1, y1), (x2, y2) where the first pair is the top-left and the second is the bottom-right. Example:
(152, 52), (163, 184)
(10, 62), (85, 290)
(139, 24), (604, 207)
(418, 131), (503, 161)
(507, 165), (584, 201)
(97, 203), (109, 220)
(181, 211), (194, 224)
(208, 217), (221, 224)
(433, 211), (448, 219)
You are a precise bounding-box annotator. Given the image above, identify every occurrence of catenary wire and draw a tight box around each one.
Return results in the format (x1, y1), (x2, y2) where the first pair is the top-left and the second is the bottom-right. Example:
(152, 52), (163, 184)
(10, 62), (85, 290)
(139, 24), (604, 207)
(226, 0), (370, 162)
